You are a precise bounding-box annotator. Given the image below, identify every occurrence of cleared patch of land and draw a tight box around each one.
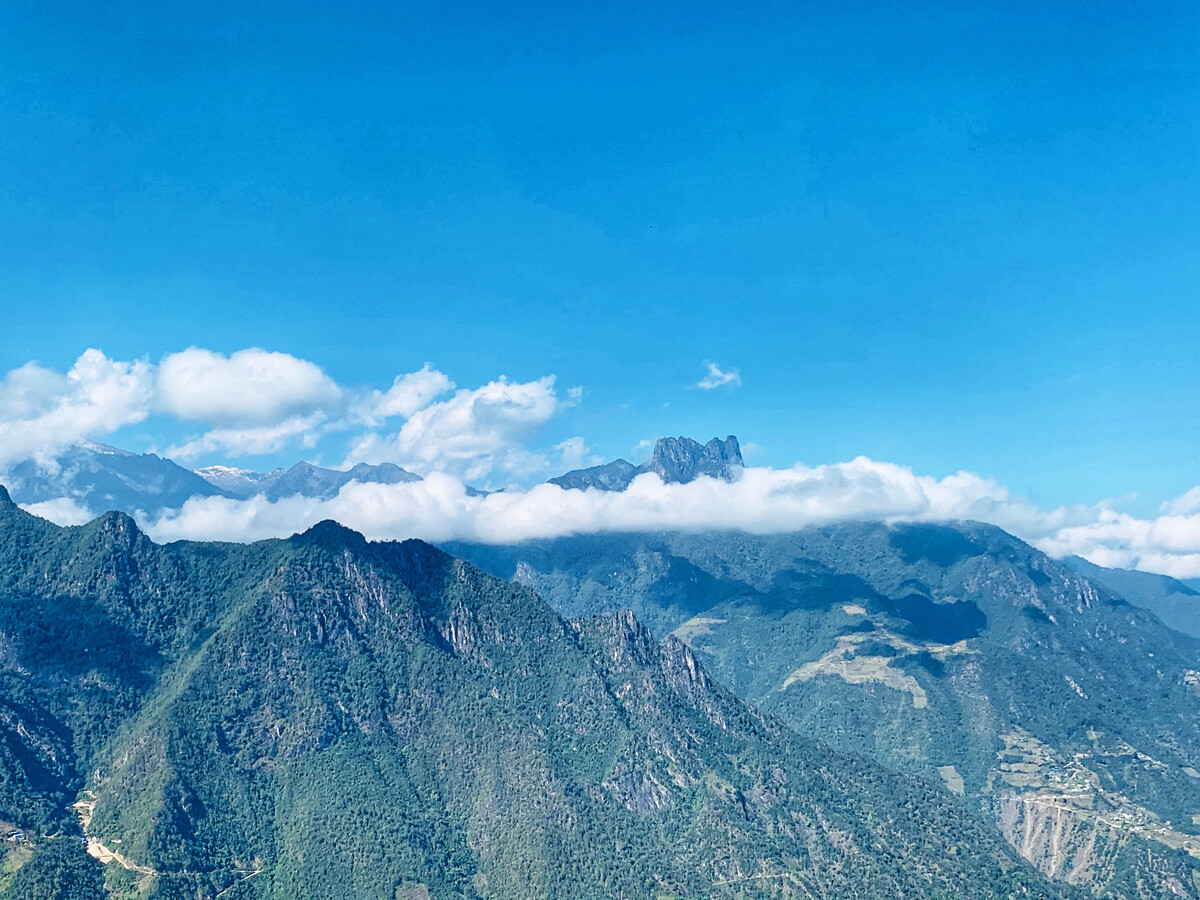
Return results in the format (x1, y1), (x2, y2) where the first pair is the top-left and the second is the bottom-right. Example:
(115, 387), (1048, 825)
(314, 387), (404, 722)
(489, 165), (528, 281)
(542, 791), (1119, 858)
(938, 765), (965, 795)
(779, 627), (973, 709)
(671, 616), (727, 643)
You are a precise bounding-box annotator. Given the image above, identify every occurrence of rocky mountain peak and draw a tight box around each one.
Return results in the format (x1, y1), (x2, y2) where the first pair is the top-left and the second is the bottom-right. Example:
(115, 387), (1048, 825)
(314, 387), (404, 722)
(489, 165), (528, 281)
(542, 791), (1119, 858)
(549, 434), (743, 491)
(644, 435), (743, 484)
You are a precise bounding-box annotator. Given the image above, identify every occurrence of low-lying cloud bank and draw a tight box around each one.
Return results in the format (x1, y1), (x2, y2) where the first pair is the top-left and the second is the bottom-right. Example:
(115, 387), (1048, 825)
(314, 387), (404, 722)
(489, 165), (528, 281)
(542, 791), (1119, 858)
(22, 457), (1198, 578)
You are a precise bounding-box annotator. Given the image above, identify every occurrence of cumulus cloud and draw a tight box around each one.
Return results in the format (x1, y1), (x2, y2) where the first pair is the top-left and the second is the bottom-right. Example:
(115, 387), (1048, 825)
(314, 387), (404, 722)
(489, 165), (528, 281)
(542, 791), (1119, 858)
(346, 375), (575, 482)
(696, 361), (742, 390)
(152, 347), (346, 458)
(1035, 505), (1200, 578)
(0, 350), (575, 477)
(0, 350), (154, 466)
(362, 364), (454, 422)
(157, 347), (343, 426)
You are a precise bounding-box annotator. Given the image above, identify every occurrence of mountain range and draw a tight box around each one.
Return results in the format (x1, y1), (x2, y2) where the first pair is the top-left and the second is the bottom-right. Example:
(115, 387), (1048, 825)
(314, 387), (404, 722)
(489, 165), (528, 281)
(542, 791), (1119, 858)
(0, 487), (1071, 899)
(0, 435), (745, 519)
(4, 434), (1200, 897)
(449, 523), (1200, 898)
(1, 444), (425, 517)
(196, 460), (423, 501)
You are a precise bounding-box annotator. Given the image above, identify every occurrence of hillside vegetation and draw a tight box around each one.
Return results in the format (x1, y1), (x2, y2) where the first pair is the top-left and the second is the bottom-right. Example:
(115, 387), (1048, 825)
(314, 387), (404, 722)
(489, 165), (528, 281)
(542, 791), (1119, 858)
(451, 523), (1200, 898)
(0, 488), (1069, 899)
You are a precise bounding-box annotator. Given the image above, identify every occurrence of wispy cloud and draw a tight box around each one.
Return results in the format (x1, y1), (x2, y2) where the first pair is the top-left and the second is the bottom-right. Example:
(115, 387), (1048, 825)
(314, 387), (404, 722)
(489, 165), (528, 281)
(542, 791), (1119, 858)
(696, 361), (742, 390)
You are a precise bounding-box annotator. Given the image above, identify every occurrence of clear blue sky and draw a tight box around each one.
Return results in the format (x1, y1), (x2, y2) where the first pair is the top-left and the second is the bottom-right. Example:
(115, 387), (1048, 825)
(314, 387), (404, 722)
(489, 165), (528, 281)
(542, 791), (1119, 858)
(1, 0), (1197, 510)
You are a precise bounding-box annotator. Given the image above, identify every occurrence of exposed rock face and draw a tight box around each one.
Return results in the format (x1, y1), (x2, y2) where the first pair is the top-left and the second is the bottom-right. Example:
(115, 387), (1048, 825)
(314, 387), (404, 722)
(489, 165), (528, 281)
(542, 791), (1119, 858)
(643, 435), (743, 484)
(549, 435), (743, 491)
(995, 792), (1198, 897)
(1063, 555), (1200, 638)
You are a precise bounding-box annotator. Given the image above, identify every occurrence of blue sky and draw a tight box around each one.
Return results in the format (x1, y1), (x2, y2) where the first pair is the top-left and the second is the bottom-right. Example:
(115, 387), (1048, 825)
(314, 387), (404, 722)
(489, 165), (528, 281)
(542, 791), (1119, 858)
(1, 0), (1198, 511)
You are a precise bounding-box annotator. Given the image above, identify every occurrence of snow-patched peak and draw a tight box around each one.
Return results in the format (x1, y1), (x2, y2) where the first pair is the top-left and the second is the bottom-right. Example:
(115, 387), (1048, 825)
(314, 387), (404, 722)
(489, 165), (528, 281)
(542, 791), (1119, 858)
(77, 440), (137, 457)
(193, 465), (286, 497)
(194, 460), (423, 501)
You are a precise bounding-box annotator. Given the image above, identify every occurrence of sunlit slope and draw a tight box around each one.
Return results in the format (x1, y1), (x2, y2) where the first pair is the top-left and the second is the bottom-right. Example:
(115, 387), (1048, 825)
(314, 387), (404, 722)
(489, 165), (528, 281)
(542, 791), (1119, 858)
(451, 522), (1200, 898)
(0, 490), (1066, 899)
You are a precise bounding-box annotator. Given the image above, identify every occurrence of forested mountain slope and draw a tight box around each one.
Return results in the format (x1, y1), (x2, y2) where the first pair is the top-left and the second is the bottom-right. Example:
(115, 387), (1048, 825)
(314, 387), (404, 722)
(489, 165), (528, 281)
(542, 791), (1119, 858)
(1062, 555), (1200, 639)
(450, 524), (1200, 898)
(0, 488), (1069, 899)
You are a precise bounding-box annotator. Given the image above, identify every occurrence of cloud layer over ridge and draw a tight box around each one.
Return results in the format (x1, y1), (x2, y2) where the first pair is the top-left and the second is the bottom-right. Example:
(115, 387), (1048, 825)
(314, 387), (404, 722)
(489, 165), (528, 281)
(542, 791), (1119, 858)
(5, 348), (1200, 578)
(112, 461), (1200, 579)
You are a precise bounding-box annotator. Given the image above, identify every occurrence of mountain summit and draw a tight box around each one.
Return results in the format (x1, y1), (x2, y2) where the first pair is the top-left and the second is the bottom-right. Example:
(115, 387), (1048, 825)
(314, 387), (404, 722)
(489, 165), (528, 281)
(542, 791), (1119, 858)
(549, 434), (743, 491)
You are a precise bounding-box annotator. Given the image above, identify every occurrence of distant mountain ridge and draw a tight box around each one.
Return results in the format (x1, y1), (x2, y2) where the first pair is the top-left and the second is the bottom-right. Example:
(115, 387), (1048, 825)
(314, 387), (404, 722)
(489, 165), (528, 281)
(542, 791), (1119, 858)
(1, 443), (424, 516)
(549, 434), (743, 491)
(195, 459), (422, 501)
(4, 441), (225, 516)
(0, 434), (745, 519)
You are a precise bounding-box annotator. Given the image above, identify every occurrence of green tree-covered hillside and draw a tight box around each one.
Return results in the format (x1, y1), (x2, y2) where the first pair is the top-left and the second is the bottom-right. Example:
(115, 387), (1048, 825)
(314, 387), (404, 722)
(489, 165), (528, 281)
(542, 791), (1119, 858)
(0, 489), (1071, 899)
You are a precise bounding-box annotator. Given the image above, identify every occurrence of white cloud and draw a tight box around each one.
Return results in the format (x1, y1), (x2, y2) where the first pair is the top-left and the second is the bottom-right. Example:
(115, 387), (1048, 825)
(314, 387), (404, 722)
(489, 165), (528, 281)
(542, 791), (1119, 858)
(10, 347), (1200, 580)
(165, 413), (330, 462)
(157, 347), (343, 426)
(19, 496), (96, 526)
(1034, 505), (1200, 578)
(113, 459), (1139, 558)
(0, 350), (154, 467)
(696, 361), (742, 390)
(346, 375), (573, 482)
(0, 349), (576, 474)
(152, 348), (346, 460)
(363, 364), (454, 422)
(1161, 486), (1200, 517)
(9, 436), (1199, 579)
